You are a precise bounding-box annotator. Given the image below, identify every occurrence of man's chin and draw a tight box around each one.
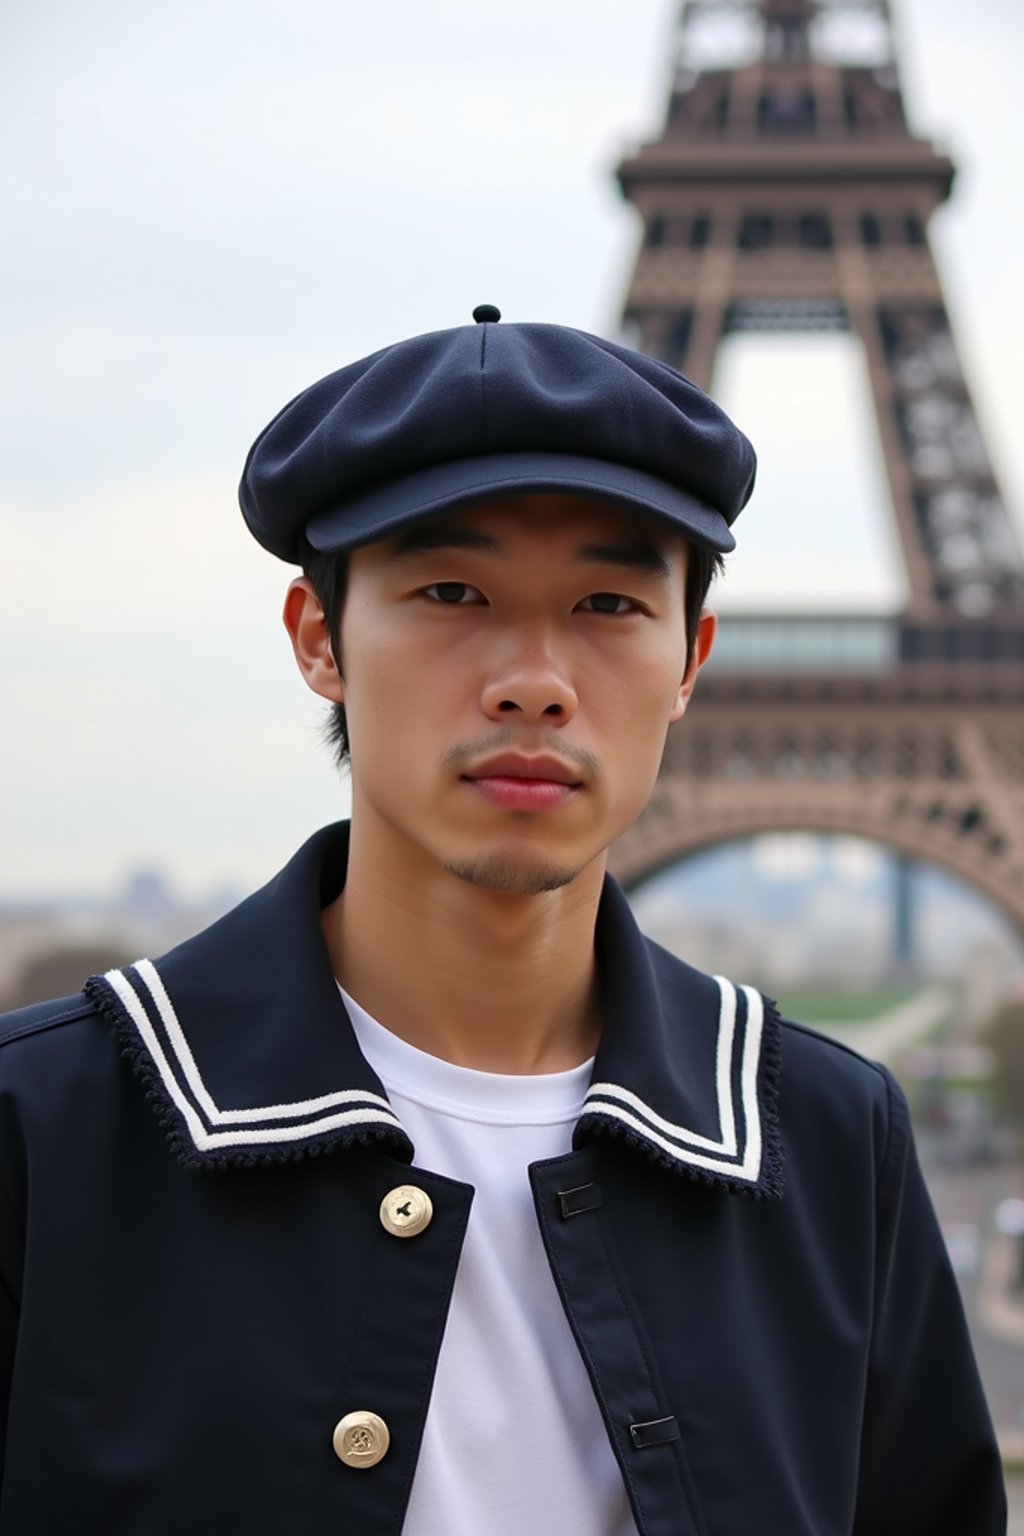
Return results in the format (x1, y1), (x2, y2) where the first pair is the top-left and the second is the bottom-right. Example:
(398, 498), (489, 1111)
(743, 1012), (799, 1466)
(442, 853), (584, 897)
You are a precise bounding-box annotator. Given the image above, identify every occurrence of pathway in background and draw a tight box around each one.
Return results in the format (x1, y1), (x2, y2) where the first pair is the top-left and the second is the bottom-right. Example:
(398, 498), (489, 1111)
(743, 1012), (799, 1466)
(806, 984), (953, 1064)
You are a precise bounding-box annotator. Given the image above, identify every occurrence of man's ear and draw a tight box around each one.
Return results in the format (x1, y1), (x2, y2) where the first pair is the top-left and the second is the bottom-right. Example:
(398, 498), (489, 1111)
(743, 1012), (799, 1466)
(282, 578), (344, 703)
(668, 608), (716, 725)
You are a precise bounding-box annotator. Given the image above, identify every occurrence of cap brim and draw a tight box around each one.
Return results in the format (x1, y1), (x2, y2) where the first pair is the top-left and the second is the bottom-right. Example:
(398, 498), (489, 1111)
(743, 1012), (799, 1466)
(305, 451), (735, 556)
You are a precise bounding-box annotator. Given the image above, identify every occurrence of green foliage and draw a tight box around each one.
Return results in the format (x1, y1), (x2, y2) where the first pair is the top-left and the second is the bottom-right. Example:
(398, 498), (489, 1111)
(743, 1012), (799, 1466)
(983, 999), (1024, 1125)
(773, 986), (920, 1025)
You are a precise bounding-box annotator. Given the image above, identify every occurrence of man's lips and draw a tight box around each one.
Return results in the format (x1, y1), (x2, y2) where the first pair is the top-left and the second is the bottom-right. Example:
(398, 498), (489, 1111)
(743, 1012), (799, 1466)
(461, 753), (583, 787)
(460, 754), (584, 811)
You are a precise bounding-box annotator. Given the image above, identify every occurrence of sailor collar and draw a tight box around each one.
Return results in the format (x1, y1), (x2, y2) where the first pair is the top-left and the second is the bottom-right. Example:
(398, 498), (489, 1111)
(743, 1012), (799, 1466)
(86, 823), (783, 1199)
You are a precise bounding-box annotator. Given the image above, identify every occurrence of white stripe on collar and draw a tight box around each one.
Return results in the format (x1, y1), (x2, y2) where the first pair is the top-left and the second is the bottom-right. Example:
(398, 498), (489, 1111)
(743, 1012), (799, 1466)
(104, 962), (404, 1155)
(581, 978), (765, 1184)
(101, 963), (770, 1182)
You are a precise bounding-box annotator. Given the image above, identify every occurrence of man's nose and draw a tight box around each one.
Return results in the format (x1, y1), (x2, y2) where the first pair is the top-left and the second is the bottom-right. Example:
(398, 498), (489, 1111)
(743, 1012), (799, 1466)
(479, 642), (579, 724)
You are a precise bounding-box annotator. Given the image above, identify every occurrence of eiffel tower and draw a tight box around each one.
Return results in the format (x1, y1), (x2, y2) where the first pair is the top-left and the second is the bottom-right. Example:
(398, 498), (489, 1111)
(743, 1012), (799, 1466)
(607, 0), (1024, 934)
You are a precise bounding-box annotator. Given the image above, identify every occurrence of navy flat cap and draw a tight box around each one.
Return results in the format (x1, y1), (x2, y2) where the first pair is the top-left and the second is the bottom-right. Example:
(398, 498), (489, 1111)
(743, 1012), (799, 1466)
(239, 309), (756, 562)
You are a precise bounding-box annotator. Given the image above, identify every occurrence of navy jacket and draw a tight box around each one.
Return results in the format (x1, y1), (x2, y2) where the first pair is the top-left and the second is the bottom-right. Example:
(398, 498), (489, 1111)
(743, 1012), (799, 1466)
(0, 824), (1005, 1534)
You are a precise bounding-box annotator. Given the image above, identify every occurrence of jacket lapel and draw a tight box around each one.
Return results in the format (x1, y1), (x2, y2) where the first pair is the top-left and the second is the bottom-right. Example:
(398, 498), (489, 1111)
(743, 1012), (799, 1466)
(577, 877), (784, 1199)
(86, 825), (413, 1170)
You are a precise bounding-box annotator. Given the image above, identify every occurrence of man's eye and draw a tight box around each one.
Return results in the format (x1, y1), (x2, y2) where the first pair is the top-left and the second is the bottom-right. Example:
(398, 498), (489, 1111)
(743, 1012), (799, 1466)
(423, 582), (483, 605)
(579, 592), (635, 615)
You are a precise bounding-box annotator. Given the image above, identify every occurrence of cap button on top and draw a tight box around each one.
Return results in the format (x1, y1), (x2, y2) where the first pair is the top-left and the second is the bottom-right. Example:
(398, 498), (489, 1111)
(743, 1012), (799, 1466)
(472, 303), (501, 324)
(380, 1184), (433, 1238)
(333, 1410), (390, 1469)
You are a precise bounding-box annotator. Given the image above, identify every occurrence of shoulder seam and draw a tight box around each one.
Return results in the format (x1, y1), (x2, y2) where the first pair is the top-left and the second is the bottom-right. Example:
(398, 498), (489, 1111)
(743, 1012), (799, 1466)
(876, 1063), (909, 1198)
(0, 999), (98, 1049)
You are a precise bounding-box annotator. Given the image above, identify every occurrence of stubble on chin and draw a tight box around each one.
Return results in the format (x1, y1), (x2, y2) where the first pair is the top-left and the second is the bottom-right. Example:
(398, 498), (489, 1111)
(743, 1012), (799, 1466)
(442, 853), (583, 897)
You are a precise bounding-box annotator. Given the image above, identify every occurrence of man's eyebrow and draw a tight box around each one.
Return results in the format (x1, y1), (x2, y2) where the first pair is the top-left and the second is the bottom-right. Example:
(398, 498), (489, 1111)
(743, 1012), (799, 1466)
(574, 541), (674, 579)
(385, 525), (501, 560)
(384, 524), (673, 579)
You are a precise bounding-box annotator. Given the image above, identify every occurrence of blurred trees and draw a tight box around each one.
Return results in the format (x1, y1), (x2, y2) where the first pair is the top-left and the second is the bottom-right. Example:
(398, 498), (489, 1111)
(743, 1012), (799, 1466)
(985, 997), (1024, 1127)
(0, 944), (132, 1013)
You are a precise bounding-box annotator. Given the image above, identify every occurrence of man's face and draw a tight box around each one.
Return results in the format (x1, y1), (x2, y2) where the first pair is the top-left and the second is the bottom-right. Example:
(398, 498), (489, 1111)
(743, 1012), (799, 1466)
(315, 492), (712, 894)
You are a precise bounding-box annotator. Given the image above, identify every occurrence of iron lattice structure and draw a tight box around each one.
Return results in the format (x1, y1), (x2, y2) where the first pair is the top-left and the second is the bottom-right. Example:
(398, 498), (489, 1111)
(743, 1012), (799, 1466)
(609, 0), (1024, 932)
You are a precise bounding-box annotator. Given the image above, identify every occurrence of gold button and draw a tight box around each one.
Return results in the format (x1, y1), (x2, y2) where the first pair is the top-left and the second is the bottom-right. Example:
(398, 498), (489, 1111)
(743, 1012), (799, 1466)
(333, 1410), (390, 1469)
(380, 1184), (433, 1238)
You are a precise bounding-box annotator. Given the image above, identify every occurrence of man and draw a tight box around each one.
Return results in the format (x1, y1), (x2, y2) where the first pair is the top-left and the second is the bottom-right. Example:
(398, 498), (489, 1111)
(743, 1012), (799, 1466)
(0, 308), (1005, 1533)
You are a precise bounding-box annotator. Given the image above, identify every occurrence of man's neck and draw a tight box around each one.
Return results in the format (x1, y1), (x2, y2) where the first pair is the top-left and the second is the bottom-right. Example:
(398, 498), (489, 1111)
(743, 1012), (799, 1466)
(322, 819), (605, 1075)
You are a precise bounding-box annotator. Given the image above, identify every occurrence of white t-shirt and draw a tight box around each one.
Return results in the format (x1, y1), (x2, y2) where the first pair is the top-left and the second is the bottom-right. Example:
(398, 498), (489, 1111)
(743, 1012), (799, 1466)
(341, 987), (637, 1536)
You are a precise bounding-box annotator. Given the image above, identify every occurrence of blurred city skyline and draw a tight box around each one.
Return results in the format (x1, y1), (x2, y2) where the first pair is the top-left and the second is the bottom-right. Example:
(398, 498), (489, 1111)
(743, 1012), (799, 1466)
(3, 831), (1021, 1015)
(2, 0), (1022, 897)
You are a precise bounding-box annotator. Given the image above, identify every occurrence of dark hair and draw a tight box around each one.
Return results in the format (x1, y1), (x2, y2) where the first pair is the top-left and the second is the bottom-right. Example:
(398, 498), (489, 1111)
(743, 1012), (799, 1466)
(300, 534), (723, 770)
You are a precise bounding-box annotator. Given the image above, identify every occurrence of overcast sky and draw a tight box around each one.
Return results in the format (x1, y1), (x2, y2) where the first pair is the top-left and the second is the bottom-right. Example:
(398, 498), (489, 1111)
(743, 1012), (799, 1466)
(2, 0), (1022, 898)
